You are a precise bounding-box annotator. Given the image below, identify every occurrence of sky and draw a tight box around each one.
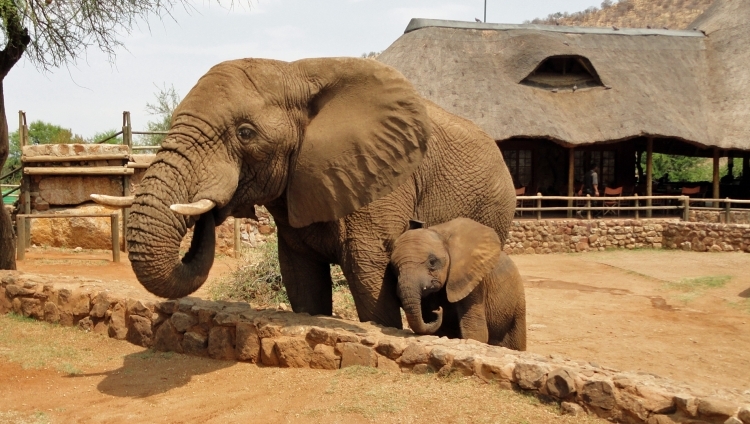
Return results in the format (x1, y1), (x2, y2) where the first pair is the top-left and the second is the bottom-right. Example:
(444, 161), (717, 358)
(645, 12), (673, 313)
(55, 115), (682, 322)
(5, 0), (602, 138)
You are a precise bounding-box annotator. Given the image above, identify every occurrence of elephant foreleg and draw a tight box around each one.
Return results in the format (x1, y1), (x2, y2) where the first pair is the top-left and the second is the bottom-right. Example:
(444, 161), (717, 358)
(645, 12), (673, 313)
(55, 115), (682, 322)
(456, 284), (489, 344)
(277, 235), (333, 316)
(340, 245), (403, 329)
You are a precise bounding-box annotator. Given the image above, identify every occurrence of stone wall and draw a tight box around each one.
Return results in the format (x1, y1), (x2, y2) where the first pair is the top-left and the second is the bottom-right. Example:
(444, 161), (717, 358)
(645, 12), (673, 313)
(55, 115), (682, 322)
(1, 271), (748, 424)
(506, 219), (750, 254)
(689, 210), (750, 225)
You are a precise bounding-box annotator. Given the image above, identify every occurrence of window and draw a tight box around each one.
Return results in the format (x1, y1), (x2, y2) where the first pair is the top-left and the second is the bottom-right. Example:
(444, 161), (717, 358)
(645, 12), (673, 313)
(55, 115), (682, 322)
(521, 55), (604, 91)
(503, 149), (532, 188)
(575, 150), (616, 188)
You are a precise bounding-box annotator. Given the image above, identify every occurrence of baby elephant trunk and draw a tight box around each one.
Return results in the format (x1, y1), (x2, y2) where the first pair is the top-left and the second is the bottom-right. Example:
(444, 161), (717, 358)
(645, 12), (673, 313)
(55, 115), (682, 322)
(400, 286), (444, 334)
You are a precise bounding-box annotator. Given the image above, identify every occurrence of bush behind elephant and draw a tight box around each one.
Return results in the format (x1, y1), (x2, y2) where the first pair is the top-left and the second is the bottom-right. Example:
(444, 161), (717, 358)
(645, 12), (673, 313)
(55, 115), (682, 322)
(95, 57), (516, 329)
(391, 218), (526, 350)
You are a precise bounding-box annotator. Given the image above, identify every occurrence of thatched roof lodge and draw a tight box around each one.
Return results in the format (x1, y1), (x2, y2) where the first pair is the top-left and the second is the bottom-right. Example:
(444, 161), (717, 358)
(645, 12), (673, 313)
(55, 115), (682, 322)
(378, 0), (749, 211)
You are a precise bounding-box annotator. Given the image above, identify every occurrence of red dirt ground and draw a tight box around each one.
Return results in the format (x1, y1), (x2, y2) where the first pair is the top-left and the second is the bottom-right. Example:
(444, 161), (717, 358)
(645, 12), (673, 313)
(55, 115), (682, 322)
(2, 247), (749, 422)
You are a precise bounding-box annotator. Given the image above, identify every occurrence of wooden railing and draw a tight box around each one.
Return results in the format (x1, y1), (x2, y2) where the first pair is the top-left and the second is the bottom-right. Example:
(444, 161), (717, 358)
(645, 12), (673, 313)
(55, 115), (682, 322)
(516, 194), (750, 222)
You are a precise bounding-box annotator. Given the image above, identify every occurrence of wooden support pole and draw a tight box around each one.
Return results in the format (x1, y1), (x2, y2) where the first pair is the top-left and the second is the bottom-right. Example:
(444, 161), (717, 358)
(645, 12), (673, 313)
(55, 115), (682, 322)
(24, 166), (135, 176)
(682, 196), (690, 221)
(567, 148), (575, 218)
(634, 194), (639, 220)
(536, 193), (542, 221)
(713, 148), (720, 206)
(18, 111), (26, 147)
(586, 194), (592, 220)
(123, 175), (130, 254)
(646, 138), (653, 218)
(22, 176), (30, 245)
(111, 214), (120, 263)
(234, 219), (242, 259)
(123, 111), (132, 151)
(16, 216), (25, 261)
(724, 198), (731, 224)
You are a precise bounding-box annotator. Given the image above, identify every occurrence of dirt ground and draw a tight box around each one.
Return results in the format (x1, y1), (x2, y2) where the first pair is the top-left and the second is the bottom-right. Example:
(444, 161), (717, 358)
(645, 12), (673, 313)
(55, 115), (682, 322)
(3, 247), (750, 422)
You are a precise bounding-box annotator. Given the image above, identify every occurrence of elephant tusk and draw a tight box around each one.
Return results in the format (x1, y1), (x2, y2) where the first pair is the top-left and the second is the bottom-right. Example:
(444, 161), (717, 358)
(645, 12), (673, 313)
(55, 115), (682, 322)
(170, 199), (216, 216)
(90, 194), (135, 208)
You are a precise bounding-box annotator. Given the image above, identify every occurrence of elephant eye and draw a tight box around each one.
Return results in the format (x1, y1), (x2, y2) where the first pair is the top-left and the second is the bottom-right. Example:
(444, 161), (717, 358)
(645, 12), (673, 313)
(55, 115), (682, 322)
(427, 255), (439, 270)
(237, 126), (257, 143)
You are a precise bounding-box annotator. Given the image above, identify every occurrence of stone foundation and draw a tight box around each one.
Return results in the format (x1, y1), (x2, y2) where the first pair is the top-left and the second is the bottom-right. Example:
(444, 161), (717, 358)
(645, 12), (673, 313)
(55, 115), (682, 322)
(506, 219), (750, 255)
(1, 271), (748, 424)
(689, 210), (750, 225)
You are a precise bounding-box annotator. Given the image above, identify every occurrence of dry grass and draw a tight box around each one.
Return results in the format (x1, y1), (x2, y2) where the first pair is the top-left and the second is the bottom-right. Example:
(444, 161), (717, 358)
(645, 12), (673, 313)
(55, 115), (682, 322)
(664, 275), (731, 303)
(209, 241), (360, 319)
(528, 0), (714, 29)
(0, 313), (609, 424)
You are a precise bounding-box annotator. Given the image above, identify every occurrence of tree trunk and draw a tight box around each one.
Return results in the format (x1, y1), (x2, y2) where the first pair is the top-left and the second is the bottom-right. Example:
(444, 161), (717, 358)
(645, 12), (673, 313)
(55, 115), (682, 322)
(0, 7), (31, 270)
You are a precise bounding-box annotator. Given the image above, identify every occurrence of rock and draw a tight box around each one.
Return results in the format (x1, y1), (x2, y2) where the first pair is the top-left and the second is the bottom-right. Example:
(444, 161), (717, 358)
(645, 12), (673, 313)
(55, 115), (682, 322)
(646, 415), (679, 424)
(126, 315), (153, 347)
(637, 385), (675, 414)
(725, 417), (743, 424)
(738, 407), (750, 424)
(182, 331), (208, 357)
(171, 312), (198, 333)
(93, 320), (108, 335)
(451, 354), (479, 376)
(513, 363), (547, 390)
(412, 364), (435, 374)
(375, 338), (406, 360)
(20, 298), (43, 319)
(38, 176), (123, 205)
(377, 355), (400, 373)
(127, 300), (152, 318)
(57, 288), (90, 324)
(561, 401), (584, 416)
(546, 368), (576, 398)
(674, 395), (698, 417)
(274, 337), (312, 368)
(306, 327), (337, 347)
(153, 321), (184, 353)
(235, 322), (261, 362)
(697, 397), (738, 420)
(108, 302), (128, 340)
(581, 380), (616, 410)
(398, 343), (429, 365)
(208, 326), (235, 361)
(90, 292), (113, 318)
(310, 344), (340, 370)
(43, 302), (60, 323)
(77, 316), (94, 332)
(337, 343), (378, 368)
(429, 347), (454, 369)
(260, 339), (279, 366)
(30, 205), (124, 249)
(0, 287), (10, 314)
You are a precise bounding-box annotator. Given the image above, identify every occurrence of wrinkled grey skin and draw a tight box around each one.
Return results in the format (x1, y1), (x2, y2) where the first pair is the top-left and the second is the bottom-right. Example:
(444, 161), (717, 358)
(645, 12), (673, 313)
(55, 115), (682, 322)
(127, 57), (515, 329)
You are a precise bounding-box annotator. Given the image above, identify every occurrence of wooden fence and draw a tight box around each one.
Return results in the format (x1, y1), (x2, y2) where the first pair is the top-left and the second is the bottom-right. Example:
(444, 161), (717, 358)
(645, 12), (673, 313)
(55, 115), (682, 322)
(516, 194), (750, 223)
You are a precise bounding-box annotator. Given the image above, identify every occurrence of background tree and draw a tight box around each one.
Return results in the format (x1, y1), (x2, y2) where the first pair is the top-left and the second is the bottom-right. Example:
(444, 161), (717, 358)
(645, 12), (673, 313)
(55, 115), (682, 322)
(1, 120), (84, 183)
(137, 84), (181, 148)
(0, 1), (249, 270)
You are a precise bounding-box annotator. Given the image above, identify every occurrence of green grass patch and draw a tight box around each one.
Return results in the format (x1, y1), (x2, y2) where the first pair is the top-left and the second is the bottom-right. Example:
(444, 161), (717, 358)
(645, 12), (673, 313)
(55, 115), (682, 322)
(667, 275), (731, 291)
(664, 275), (731, 304)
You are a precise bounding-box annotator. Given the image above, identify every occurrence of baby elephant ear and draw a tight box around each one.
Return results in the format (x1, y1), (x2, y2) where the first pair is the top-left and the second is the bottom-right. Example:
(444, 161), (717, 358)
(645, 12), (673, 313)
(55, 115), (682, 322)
(286, 57), (430, 228)
(431, 218), (503, 303)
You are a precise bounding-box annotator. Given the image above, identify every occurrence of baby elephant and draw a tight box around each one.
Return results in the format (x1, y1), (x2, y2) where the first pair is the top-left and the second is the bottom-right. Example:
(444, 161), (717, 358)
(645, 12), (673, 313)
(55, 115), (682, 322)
(390, 218), (526, 350)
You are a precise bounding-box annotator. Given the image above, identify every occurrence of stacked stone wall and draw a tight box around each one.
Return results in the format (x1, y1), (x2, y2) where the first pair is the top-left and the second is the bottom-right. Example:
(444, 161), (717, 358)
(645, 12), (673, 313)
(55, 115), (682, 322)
(1, 271), (748, 424)
(506, 219), (750, 254)
(689, 210), (750, 225)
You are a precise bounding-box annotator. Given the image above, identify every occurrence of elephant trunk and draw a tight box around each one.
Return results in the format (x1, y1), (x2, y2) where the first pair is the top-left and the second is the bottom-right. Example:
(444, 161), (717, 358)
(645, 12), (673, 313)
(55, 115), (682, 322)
(400, 287), (443, 335)
(126, 152), (217, 299)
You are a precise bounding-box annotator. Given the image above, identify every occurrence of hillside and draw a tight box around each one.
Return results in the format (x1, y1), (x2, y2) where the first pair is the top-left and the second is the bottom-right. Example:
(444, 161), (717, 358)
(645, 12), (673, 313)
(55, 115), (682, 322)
(528, 0), (714, 29)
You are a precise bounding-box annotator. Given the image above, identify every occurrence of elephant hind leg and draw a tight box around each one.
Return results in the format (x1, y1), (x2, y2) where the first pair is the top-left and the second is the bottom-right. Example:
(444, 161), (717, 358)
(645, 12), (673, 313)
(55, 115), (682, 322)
(492, 309), (526, 351)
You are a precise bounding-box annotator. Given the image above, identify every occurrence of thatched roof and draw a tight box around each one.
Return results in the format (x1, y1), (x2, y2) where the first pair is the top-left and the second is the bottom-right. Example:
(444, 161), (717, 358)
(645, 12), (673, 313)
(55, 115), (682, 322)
(378, 0), (748, 151)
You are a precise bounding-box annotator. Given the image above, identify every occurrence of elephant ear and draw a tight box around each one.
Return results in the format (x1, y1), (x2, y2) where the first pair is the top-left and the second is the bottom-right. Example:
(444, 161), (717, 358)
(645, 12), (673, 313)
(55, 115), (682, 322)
(285, 57), (431, 228)
(431, 218), (503, 303)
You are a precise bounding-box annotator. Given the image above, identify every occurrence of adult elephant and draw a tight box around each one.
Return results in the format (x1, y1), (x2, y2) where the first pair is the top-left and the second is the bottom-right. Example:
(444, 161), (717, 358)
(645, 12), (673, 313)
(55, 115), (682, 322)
(96, 58), (515, 329)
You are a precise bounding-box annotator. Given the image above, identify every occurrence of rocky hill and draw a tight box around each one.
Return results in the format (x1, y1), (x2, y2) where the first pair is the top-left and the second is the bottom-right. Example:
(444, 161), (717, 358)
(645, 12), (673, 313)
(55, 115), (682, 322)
(528, 0), (714, 29)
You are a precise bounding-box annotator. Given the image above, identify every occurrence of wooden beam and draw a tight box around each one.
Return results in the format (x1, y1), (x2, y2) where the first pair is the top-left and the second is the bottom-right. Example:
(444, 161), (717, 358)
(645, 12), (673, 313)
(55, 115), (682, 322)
(713, 148), (720, 204)
(646, 138), (653, 218)
(24, 166), (134, 176)
(22, 154), (129, 163)
(567, 147), (575, 218)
